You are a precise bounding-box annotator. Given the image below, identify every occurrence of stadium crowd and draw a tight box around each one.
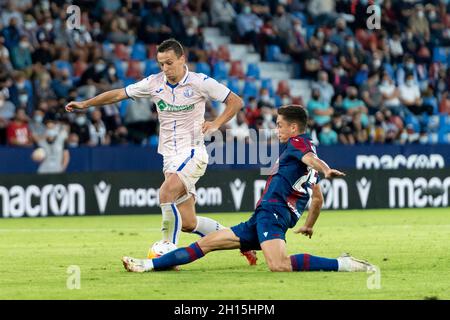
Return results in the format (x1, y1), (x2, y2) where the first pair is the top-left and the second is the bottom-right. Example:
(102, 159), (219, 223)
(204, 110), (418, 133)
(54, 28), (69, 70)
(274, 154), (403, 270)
(0, 0), (449, 149)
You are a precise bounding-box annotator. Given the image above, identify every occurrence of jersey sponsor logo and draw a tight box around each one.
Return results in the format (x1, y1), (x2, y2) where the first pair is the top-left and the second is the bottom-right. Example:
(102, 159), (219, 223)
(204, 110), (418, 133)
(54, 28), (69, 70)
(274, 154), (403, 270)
(157, 99), (194, 112)
(356, 154), (445, 170)
(263, 232), (268, 238)
(183, 87), (194, 98)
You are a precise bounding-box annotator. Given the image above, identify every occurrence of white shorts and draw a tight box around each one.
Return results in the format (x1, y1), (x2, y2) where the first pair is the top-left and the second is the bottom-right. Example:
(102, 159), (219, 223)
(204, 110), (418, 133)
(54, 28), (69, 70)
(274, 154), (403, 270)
(163, 146), (209, 198)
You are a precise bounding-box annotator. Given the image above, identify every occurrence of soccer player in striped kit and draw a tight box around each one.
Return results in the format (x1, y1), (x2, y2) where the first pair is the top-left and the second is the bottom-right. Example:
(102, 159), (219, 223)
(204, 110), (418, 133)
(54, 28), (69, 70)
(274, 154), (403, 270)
(65, 39), (257, 265)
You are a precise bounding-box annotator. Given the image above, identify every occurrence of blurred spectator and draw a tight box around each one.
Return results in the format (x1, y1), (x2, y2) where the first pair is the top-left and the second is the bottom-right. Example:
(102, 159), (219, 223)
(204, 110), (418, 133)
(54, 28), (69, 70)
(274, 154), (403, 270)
(10, 35), (32, 71)
(124, 98), (157, 145)
(236, 2), (263, 50)
(230, 110), (250, 142)
(361, 71), (382, 115)
(318, 122), (338, 146)
(36, 121), (70, 174)
(210, 0), (236, 37)
(1, 17), (21, 50)
(379, 72), (403, 116)
(88, 109), (109, 146)
(29, 108), (46, 143)
(342, 86), (369, 129)
(6, 107), (32, 147)
(70, 113), (91, 146)
(311, 71), (335, 105)
(408, 4), (430, 42)
(307, 88), (333, 128)
(0, 91), (15, 144)
(9, 72), (33, 115)
(399, 73), (432, 115)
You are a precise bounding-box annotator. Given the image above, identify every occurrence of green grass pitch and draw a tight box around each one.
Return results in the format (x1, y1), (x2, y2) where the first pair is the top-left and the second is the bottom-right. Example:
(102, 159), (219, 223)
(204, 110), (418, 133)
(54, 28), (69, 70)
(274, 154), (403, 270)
(1, 208), (449, 300)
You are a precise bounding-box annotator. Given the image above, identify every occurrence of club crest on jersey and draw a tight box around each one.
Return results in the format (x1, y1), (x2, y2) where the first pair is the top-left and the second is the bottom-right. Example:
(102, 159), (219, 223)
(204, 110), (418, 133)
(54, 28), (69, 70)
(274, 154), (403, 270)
(183, 87), (194, 98)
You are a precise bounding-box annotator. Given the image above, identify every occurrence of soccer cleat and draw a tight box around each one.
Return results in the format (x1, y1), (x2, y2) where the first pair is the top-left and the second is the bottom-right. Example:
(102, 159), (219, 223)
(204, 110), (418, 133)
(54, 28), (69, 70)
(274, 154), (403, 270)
(241, 250), (258, 266)
(337, 253), (376, 272)
(122, 256), (150, 273)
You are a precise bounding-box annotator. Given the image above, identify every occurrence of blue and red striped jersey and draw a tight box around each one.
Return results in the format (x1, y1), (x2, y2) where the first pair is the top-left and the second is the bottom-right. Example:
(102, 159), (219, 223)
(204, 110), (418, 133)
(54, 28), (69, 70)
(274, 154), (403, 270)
(257, 134), (320, 223)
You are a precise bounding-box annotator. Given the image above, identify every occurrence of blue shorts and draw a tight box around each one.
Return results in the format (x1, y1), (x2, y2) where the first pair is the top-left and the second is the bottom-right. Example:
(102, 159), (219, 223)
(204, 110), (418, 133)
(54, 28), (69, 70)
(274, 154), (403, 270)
(230, 204), (293, 251)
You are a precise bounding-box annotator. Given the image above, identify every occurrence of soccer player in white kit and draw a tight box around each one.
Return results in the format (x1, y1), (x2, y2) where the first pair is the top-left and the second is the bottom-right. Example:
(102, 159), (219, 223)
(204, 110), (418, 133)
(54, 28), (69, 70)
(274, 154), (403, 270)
(65, 39), (257, 265)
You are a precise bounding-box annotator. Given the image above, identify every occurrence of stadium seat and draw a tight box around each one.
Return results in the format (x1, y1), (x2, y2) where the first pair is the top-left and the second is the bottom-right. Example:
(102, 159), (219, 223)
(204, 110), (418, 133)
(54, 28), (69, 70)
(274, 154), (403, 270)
(433, 47), (448, 64)
(144, 59), (160, 76)
(126, 60), (143, 79)
(217, 45), (231, 61)
(114, 43), (130, 60)
(212, 60), (228, 81)
(243, 79), (258, 99)
(54, 60), (73, 76)
(228, 61), (245, 79)
(265, 45), (282, 62)
(246, 63), (260, 79)
(196, 62), (211, 76)
(276, 80), (290, 96)
(130, 42), (147, 61)
(114, 59), (126, 80)
(147, 44), (157, 59)
(227, 77), (240, 95)
(260, 78), (274, 96)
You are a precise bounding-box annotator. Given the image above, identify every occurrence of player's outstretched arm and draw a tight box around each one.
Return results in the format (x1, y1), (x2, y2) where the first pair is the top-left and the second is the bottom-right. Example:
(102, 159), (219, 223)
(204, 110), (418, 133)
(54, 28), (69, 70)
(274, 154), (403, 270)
(294, 184), (323, 238)
(65, 88), (128, 112)
(202, 92), (243, 134)
(301, 152), (346, 179)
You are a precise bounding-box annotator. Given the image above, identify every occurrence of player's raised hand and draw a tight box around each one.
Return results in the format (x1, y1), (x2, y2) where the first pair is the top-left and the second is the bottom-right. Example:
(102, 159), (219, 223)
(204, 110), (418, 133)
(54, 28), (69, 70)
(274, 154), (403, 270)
(294, 226), (314, 239)
(202, 121), (220, 134)
(324, 169), (346, 179)
(65, 101), (87, 113)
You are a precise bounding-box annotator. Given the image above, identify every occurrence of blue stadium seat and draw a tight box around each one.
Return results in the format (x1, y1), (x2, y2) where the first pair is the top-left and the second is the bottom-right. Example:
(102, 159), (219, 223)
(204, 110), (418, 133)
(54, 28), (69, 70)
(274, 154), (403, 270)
(119, 100), (129, 117)
(212, 60), (228, 81)
(196, 62), (211, 76)
(292, 12), (307, 25)
(130, 42), (147, 61)
(148, 135), (159, 146)
(266, 45), (282, 62)
(144, 59), (160, 76)
(55, 60), (73, 76)
(433, 47), (448, 64)
(114, 59), (126, 80)
(260, 78), (274, 96)
(246, 63), (260, 79)
(227, 77), (240, 95)
(242, 80), (258, 98)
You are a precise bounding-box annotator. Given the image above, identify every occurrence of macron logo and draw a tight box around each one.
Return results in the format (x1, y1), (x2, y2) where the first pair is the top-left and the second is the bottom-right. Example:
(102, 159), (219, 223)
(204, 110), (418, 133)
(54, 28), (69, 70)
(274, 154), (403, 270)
(230, 179), (246, 211)
(356, 177), (371, 209)
(94, 181), (111, 214)
(263, 232), (268, 238)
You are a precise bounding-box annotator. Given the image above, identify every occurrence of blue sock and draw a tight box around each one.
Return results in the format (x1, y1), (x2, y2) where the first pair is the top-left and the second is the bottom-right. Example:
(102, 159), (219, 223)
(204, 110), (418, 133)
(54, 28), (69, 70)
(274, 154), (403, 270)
(290, 253), (338, 271)
(153, 242), (205, 270)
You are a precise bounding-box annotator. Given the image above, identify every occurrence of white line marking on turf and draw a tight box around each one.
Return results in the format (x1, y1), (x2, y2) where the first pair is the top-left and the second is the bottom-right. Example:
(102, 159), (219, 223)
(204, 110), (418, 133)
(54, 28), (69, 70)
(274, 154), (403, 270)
(0, 228), (161, 233)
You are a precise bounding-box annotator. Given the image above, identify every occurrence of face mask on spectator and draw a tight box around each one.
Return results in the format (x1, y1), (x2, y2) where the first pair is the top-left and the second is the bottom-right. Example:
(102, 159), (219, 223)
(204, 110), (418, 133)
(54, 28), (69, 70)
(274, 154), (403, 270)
(294, 25), (302, 34)
(373, 59), (381, 69)
(34, 115), (43, 123)
(429, 11), (437, 20)
(417, 11), (424, 18)
(17, 81), (26, 90)
(68, 141), (79, 148)
(346, 41), (355, 49)
(46, 128), (58, 141)
(406, 62), (415, 70)
(19, 94), (28, 105)
(108, 68), (116, 77)
(76, 116), (87, 126)
(44, 22), (53, 31)
(243, 6), (251, 14)
(95, 63), (106, 73)
(322, 126), (331, 133)
(261, 94), (270, 102)
(263, 113), (272, 123)
(324, 44), (332, 53)
(25, 22), (34, 30)
(406, 79), (414, 86)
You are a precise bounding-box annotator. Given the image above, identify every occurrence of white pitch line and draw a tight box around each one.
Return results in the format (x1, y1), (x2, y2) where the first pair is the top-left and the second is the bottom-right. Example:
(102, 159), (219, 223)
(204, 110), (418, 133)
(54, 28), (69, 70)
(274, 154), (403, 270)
(0, 228), (161, 233)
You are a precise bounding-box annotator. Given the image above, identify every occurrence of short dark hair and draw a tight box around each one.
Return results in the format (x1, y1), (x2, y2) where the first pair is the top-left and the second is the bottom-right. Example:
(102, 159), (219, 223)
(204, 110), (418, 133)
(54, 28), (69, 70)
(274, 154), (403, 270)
(157, 38), (184, 58)
(278, 105), (308, 131)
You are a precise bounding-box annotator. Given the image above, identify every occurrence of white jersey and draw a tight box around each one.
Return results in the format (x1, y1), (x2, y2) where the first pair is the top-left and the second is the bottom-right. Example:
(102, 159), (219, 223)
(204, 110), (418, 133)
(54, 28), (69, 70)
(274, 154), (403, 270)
(125, 66), (231, 156)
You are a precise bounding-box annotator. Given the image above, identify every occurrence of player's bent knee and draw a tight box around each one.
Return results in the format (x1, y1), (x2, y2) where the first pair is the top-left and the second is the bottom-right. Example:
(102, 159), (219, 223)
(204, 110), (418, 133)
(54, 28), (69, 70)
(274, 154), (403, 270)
(181, 219), (197, 232)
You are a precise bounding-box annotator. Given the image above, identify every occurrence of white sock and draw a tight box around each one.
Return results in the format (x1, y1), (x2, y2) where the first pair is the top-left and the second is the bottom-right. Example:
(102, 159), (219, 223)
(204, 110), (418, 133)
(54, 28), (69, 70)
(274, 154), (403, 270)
(337, 257), (350, 272)
(160, 203), (182, 245)
(192, 216), (226, 237)
(143, 259), (154, 271)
